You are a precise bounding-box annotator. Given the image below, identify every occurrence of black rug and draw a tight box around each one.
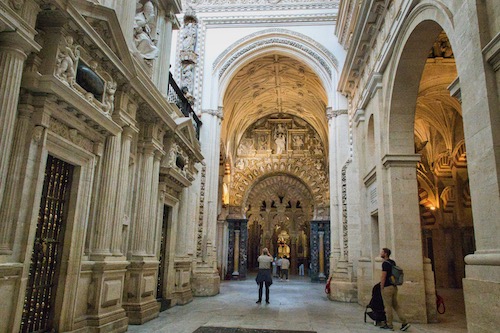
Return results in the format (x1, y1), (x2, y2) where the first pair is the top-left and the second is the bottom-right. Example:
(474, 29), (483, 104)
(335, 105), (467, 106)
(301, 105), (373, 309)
(193, 328), (316, 333)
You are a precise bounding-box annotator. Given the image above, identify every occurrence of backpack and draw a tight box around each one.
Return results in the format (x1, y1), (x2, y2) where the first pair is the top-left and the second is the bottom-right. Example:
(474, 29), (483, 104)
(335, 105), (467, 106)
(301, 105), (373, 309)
(390, 262), (404, 286)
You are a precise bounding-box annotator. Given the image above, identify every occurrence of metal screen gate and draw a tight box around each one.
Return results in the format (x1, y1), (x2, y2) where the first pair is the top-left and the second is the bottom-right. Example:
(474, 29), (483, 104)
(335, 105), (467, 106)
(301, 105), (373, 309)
(157, 205), (169, 311)
(20, 155), (74, 332)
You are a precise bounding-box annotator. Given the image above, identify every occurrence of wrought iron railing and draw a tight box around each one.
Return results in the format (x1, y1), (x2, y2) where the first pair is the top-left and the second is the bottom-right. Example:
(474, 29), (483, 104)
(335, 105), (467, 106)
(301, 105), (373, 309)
(167, 72), (201, 140)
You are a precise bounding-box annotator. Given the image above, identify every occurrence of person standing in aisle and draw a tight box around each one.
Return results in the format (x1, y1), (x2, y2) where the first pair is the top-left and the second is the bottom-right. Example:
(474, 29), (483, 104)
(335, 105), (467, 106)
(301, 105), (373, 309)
(255, 248), (273, 304)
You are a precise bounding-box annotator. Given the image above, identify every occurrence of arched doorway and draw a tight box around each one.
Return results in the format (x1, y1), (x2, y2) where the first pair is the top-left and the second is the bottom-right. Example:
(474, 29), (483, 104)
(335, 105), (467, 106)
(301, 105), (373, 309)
(415, 31), (474, 291)
(217, 51), (331, 282)
(385, 10), (475, 324)
(245, 174), (314, 276)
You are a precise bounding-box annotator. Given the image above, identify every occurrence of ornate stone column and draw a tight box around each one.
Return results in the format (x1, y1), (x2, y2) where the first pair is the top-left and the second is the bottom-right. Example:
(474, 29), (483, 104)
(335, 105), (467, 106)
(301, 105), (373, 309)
(0, 105), (33, 254)
(192, 108), (223, 295)
(147, 150), (163, 255)
(91, 134), (121, 258)
(318, 231), (326, 279)
(327, 108), (349, 267)
(0, 44), (29, 209)
(111, 126), (135, 255)
(124, 140), (161, 323)
(130, 145), (155, 257)
(175, 187), (189, 256)
(86, 133), (129, 331)
(232, 230), (240, 278)
(153, 13), (176, 95)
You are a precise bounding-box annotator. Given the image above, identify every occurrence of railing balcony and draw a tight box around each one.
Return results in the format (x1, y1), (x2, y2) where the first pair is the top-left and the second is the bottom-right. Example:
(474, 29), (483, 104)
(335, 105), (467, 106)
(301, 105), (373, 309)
(167, 72), (202, 140)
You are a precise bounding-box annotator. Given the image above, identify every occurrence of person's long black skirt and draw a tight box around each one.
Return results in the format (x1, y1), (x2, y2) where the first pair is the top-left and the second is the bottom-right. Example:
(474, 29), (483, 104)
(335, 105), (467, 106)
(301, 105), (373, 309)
(256, 269), (273, 286)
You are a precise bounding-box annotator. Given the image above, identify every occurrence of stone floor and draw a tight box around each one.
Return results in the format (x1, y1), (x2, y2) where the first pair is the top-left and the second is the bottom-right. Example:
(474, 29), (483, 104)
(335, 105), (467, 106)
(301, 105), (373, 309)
(128, 276), (467, 333)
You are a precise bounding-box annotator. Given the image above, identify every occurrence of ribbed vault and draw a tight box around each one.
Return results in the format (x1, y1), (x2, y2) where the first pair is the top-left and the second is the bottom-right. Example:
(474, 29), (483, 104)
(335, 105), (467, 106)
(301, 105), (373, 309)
(222, 54), (328, 160)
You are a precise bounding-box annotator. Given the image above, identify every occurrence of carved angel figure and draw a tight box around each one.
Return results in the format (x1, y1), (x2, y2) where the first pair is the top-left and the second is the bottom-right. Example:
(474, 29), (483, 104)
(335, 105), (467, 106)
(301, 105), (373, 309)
(55, 36), (80, 85)
(134, 0), (159, 60)
(103, 81), (117, 115)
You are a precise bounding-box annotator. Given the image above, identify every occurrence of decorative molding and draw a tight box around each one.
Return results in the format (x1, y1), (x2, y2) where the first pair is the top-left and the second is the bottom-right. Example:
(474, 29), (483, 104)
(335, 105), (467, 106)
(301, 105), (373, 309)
(184, 0), (339, 12)
(352, 108), (365, 125)
(341, 158), (351, 259)
(217, 37), (334, 79)
(382, 154), (421, 168)
(483, 31), (500, 72)
(201, 108), (223, 119)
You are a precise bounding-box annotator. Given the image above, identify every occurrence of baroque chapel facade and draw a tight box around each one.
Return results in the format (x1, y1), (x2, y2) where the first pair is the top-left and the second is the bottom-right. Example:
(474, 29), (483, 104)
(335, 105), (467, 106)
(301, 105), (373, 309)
(0, 0), (498, 333)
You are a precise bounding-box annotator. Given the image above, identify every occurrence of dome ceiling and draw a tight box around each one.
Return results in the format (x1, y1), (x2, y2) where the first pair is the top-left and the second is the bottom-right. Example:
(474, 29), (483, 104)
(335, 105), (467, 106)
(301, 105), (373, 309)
(222, 54), (328, 159)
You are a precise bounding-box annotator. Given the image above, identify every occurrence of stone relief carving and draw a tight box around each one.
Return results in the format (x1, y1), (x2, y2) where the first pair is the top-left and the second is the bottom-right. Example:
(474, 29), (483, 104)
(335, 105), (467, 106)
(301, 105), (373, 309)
(134, 0), (159, 60)
(163, 142), (191, 178)
(9, 0), (24, 10)
(232, 115), (329, 209)
(55, 36), (80, 86)
(49, 118), (94, 152)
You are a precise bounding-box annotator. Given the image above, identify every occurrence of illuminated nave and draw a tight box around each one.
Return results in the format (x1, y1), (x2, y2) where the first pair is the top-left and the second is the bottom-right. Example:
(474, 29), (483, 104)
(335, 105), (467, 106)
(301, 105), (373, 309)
(0, 0), (498, 332)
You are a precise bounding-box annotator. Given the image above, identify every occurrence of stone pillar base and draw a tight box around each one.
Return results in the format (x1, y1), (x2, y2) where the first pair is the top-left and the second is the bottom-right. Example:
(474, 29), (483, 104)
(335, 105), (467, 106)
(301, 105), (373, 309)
(85, 309), (129, 333)
(356, 257), (374, 306)
(124, 299), (160, 325)
(170, 289), (194, 305)
(328, 280), (358, 302)
(192, 267), (220, 296)
(123, 260), (160, 325)
(463, 277), (500, 332)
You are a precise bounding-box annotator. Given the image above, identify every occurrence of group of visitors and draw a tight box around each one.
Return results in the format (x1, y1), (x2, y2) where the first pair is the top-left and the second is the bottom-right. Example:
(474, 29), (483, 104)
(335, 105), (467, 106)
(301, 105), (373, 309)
(274, 255), (290, 281)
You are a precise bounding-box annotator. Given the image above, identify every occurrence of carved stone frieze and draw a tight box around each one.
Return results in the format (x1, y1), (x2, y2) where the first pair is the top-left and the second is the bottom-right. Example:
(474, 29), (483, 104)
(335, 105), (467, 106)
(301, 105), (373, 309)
(231, 115), (329, 212)
(49, 117), (95, 152)
(184, 0), (339, 12)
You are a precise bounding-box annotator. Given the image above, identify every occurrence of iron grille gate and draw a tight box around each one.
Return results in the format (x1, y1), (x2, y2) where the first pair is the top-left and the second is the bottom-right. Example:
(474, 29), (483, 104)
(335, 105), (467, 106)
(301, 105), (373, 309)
(157, 205), (169, 311)
(20, 155), (74, 333)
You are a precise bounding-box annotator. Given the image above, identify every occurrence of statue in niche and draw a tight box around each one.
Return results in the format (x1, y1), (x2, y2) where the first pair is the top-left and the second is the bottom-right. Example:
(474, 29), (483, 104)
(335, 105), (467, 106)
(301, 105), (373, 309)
(237, 137), (255, 155)
(275, 133), (286, 154)
(292, 135), (304, 150)
(181, 22), (197, 51)
(55, 36), (80, 85)
(274, 124), (287, 154)
(236, 159), (245, 170)
(258, 134), (268, 150)
(134, 0), (159, 60)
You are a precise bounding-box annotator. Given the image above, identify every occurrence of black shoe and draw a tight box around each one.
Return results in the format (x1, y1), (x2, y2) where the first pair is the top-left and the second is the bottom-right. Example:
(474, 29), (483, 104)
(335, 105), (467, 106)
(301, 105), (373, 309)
(265, 300), (270, 304)
(380, 325), (394, 330)
(400, 323), (411, 331)
(256, 300), (261, 304)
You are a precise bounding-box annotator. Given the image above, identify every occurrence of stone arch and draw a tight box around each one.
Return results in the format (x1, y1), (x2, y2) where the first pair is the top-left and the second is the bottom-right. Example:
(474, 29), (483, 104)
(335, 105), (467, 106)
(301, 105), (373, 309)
(214, 28), (338, 108)
(385, 2), (458, 155)
(231, 161), (329, 219)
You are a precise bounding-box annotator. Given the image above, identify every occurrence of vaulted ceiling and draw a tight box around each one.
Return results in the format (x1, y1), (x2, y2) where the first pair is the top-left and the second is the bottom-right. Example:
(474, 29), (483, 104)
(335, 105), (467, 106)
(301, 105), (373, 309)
(222, 54), (328, 159)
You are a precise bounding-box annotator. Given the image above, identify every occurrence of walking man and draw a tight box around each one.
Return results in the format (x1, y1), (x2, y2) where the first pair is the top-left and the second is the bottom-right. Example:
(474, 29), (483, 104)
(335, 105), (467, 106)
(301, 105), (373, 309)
(380, 248), (411, 331)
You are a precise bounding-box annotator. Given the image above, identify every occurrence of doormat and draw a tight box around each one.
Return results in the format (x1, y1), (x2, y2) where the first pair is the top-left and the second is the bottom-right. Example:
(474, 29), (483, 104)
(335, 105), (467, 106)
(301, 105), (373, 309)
(193, 328), (316, 333)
